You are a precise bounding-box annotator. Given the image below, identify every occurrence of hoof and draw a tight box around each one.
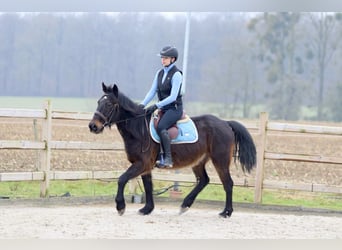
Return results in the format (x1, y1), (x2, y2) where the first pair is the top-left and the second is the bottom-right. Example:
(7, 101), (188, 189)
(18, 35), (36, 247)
(138, 210), (151, 216)
(138, 206), (154, 215)
(219, 210), (232, 218)
(138, 208), (153, 215)
(179, 206), (189, 215)
(117, 208), (126, 216)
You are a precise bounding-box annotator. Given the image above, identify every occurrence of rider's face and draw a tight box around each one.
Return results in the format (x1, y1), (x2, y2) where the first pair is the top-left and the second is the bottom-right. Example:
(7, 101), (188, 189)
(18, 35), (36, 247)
(161, 56), (173, 67)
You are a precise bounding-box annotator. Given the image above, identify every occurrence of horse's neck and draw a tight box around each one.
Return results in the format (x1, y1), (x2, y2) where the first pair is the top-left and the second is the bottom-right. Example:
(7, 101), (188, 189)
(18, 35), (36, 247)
(116, 122), (131, 139)
(116, 114), (148, 142)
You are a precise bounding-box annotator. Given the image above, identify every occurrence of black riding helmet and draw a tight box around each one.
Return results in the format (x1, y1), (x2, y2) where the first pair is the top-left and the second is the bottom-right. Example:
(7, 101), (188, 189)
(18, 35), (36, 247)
(158, 46), (178, 61)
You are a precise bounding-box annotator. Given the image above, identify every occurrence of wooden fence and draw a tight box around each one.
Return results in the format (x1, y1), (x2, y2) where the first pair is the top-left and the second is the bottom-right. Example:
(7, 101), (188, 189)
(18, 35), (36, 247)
(1, 101), (342, 203)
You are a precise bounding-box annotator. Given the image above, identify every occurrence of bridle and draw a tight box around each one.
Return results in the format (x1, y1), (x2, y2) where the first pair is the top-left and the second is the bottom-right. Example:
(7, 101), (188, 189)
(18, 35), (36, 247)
(95, 104), (147, 128)
(94, 108), (116, 129)
(94, 93), (123, 129)
(94, 100), (151, 153)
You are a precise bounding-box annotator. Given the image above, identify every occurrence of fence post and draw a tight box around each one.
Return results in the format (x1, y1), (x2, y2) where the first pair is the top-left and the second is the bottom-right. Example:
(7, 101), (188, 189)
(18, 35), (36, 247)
(40, 100), (52, 198)
(33, 119), (40, 170)
(254, 112), (268, 203)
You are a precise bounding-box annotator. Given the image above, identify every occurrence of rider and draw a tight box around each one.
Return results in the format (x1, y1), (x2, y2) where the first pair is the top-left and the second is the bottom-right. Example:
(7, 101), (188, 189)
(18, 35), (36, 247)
(141, 45), (183, 168)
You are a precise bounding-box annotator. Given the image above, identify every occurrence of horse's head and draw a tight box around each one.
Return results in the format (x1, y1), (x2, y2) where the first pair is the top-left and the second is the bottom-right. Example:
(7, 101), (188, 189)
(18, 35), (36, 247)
(88, 82), (120, 134)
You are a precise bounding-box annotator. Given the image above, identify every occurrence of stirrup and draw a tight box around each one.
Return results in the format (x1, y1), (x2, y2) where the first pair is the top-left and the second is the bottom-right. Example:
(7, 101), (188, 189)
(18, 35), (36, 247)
(155, 159), (173, 169)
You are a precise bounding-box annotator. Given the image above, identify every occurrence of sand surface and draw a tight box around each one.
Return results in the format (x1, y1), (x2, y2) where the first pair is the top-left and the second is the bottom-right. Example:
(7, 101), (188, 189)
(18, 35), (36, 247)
(0, 202), (341, 239)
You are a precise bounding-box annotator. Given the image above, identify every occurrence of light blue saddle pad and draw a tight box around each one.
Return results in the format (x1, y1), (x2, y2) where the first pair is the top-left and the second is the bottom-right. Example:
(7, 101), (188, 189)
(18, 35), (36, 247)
(149, 114), (198, 144)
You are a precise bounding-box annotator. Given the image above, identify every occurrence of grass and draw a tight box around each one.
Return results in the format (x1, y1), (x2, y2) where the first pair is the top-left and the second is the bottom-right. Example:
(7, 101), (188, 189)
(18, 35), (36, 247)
(0, 180), (117, 198)
(0, 96), (97, 112)
(261, 189), (342, 211)
(0, 180), (341, 212)
(169, 182), (342, 211)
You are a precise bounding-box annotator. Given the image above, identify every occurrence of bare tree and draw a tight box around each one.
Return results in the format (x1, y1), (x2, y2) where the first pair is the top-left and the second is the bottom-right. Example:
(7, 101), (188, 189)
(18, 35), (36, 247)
(306, 13), (342, 120)
(248, 12), (303, 120)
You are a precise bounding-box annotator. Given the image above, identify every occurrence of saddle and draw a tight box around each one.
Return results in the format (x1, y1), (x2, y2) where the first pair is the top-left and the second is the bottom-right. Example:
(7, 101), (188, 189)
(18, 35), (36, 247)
(153, 110), (186, 140)
(149, 110), (198, 144)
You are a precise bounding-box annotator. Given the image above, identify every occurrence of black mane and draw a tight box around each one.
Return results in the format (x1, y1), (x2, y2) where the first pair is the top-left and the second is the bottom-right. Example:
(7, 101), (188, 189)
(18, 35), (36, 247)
(112, 87), (149, 140)
(117, 91), (144, 116)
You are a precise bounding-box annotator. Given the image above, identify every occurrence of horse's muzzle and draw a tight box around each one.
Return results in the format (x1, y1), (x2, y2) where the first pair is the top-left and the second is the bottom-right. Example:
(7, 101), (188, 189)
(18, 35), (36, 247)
(88, 120), (104, 134)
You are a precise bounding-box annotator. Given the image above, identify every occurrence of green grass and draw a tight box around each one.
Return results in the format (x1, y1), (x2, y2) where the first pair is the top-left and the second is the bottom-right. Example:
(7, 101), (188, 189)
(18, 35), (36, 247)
(0, 181), (41, 198)
(0, 180), (113, 198)
(261, 189), (342, 211)
(168, 183), (342, 211)
(0, 96), (97, 112)
(0, 180), (341, 212)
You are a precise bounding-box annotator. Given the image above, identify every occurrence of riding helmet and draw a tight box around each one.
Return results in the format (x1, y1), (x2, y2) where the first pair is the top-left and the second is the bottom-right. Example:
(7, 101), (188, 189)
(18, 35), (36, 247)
(158, 46), (178, 61)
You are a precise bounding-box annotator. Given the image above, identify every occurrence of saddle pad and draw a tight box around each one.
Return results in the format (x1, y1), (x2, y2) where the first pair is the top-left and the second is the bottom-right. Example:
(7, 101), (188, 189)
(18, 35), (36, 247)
(149, 115), (198, 144)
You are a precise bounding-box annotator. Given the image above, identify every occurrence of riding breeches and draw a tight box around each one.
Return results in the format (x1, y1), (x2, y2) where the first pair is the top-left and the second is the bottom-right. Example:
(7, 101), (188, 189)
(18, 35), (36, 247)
(156, 105), (183, 135)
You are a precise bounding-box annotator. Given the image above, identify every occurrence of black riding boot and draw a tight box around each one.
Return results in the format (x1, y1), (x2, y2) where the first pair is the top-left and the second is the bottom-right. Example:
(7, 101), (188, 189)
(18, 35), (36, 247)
(156, 129), (173, 168)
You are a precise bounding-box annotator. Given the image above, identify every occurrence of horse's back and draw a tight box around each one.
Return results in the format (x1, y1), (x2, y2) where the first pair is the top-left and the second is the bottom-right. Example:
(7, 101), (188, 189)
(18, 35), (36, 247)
(191, 114), (231, 130)
(190, 114), (234, 141)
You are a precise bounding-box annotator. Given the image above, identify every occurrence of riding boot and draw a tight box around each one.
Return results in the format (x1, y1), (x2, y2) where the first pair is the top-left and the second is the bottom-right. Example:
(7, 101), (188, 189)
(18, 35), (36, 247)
(156, 129), (173, 168)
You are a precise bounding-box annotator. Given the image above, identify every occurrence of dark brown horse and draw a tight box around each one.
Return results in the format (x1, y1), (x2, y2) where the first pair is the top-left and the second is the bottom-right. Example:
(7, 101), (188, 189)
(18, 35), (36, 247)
(89, 83), (256, 218)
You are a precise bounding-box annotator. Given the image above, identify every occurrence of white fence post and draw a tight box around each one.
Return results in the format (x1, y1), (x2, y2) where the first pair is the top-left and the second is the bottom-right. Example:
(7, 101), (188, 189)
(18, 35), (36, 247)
(40, 100), (52, 198)
(254, 112), (268, 203)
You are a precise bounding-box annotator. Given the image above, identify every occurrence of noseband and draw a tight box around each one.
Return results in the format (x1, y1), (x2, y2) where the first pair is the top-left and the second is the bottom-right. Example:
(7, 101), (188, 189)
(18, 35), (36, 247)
(94, 104), (117, 129)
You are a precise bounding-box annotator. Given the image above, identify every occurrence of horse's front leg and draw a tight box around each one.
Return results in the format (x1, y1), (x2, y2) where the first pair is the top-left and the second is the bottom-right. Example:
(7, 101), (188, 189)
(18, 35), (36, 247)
(115, 164), (143, 215)
(138, 173), (154, 215)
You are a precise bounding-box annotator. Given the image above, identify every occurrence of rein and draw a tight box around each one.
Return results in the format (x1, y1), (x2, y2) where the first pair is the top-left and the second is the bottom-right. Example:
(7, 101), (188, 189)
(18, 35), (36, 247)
(115, 113), (148, 125)
(95, 107), (151, 153)
(96, 109), (147, 128)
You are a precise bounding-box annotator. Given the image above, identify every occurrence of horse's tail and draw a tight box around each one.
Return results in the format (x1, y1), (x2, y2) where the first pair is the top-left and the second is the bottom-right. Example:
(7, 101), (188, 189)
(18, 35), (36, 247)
(227, 120), (257, 173)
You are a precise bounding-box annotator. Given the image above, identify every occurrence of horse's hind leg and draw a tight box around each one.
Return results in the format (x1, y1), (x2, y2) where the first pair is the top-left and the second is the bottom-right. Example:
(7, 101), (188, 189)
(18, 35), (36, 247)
(218, 171), (234, 218)
(138, 173), (155, 215)
(212, 154), (234, 218)
(180, 159), (209, 214)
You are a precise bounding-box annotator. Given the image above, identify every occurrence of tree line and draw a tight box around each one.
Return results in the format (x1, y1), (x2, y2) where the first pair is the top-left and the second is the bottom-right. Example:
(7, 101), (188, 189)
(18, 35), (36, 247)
(0, 12), (341, 121)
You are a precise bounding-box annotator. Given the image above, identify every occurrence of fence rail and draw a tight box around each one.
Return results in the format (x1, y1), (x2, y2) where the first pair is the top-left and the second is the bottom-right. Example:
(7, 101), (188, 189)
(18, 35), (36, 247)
(1, 102), (342, 203)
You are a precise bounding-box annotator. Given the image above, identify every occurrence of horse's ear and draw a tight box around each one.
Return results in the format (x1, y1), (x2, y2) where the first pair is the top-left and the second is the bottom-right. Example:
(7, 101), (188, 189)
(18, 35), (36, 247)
(102, 82), (107, 92)
(113, 84), (119, 98)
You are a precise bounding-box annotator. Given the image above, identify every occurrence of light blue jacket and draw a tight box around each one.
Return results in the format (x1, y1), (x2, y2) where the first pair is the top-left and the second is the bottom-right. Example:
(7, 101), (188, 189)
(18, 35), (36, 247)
(141, 63), (182, 108)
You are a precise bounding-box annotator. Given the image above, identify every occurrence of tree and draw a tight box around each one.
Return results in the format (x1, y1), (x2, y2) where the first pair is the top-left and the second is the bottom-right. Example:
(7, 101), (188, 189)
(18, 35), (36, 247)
(0, 14), (20, 94)
(305, 13), (342, 120)
(202, 14), (259, 118)
(248, 12), (304, 120)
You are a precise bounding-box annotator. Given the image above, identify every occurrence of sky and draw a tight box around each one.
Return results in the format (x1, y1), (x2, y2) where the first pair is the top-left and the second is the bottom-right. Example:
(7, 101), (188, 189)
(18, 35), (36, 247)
(1, 0), (342, 12)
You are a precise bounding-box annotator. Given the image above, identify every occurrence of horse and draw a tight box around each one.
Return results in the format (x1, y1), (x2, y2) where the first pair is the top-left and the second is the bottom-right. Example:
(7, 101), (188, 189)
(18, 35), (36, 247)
(88, 83), (257, 218)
